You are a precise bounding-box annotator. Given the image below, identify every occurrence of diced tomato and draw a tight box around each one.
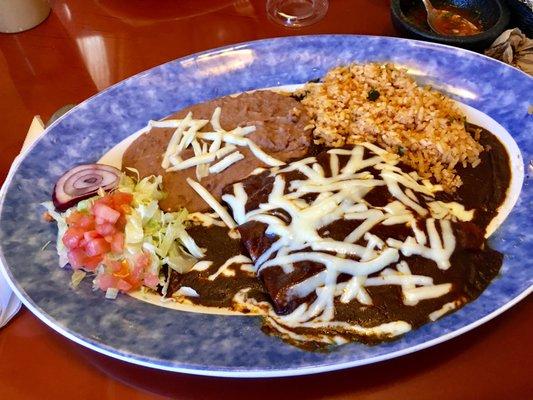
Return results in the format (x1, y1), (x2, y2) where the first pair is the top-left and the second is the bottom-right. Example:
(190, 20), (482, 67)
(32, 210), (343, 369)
(93, 195), (113, 207)
(128, 263), (144, 286)
(96, 223), (115, 236)
(67, 211), (96, 230)
(66, 211), (83, 226)
(105, 257), (122, 273)
(134, 252), (150, 270)
(110, 192), (133, 208)
(97, 274), (132, 293)
(116, 253), (150, 290)
(143, 273), (159, 289)
(118, 204), (132, 214)
(115, 214), (127, 230)
(78, 215), (95, 230)
(63, 190), (135, 282)
(117, 279), (132, 292)
(83, 230), (100, 242)
(92, 203), (120, 224)
(111, 259), (130, 278)
(97, 273), (117, 291)
(67, 248), (101, 271)
(125, 276), (142, 291)
(85, 238), (110, 257)
(83, 255), (103, 270)
(67, 248), (88, 269)
(62, 227), (85, 250)
(110, 232), (124, 253)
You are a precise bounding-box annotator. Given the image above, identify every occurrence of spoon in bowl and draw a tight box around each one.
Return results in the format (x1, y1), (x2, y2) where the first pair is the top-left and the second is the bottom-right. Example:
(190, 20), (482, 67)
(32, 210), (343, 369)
(421, 0), (481, 36)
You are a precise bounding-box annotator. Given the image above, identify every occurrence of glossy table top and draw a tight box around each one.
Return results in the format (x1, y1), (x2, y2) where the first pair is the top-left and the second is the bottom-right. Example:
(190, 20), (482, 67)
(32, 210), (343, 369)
(0, 1), (531, 398)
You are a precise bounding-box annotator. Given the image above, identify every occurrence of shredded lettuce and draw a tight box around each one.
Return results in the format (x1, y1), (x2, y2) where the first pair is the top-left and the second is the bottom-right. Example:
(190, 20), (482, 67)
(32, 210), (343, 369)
(119, 175), (198, 277)
(76, 198), (94, 212)
(70, 270), (87, 288)
(41, 201), (70, 267)
(125, 209), (144, 245)
(120, 174), (165, 206)
(164, 243), (197, 274)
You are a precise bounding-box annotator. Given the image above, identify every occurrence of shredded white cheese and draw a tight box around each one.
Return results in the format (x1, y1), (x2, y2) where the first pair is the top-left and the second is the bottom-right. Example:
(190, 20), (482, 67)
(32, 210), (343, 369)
(429, 301), (459, 321)
(175, 286), (200, 297)
(428, 201), (474, 221)
(209, 151), (244, 173)
(208, 255), (252, 281)
(186, 178), (237, 229)
(225, 143), (458, 327)
(158, 107), (283, 180)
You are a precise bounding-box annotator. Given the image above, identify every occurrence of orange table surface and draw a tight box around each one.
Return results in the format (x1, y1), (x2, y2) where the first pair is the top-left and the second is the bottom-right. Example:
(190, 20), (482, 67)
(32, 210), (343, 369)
(0, 1), (531, 399)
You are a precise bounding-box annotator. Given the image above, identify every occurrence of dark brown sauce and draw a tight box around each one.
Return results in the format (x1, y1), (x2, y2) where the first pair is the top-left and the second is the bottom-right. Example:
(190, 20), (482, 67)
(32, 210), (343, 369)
(162, 225), (268, 308)
(162, 124), (511, 349)
(436, 124), (511, 229)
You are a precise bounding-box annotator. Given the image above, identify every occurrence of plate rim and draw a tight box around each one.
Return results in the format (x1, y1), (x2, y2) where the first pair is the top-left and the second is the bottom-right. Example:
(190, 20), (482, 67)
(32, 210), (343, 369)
(1, 260), (531, 377)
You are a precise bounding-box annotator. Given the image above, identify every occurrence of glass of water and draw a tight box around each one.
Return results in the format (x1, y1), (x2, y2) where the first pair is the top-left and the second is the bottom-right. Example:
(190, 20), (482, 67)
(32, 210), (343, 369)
(266, 0), (329, 27)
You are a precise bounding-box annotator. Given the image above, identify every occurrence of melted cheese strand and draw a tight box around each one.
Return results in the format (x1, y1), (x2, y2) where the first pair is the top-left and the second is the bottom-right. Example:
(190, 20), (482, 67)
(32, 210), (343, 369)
(177, 229), (205, 258)
(223, 142), (460, 329)
(340, 276), (371, 305)
(221, 183), (248, 225)
(262, 248), (399, 276)
(344, 210), (385, 243)
(175, 287), (199, 297)
(149, 118), (208, 129)
(428, 201), (474, 221)
(214, 144), (237, 159)
(161, 112), (192, 169)
(390, 219), (456, 270)
(403, 283), (452, 304)
(310, 240), (366, 258)
(329, 153), (339, 177)
(187, 212), (226, 227)
(186, 178), (236, 229)
(365, 274), (433, 286)
(208, 255), (252, 281)
(191, 260), (213, 271)
(429, 301), (458, 321)
(382, 172), (428, 215)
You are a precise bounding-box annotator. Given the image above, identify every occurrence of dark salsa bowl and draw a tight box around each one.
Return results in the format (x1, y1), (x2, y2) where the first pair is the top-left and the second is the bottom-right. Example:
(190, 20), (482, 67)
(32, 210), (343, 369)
(390, 0), (510, 51)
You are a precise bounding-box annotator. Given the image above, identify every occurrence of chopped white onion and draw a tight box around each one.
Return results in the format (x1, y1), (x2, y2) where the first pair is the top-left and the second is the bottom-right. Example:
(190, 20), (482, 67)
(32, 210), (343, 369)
(105, 288), (119, 299)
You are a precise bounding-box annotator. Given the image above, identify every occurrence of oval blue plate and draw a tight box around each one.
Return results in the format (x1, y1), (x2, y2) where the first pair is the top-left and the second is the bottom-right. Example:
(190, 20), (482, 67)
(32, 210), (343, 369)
(0, 35), (532, 377)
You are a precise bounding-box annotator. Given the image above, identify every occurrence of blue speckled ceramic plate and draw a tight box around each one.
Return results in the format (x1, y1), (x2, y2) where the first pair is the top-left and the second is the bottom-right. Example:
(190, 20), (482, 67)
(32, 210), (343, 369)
(0, 35), (532, 377)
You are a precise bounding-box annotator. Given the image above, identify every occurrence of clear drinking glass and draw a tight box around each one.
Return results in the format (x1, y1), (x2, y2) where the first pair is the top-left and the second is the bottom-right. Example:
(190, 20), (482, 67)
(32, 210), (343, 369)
(266, 0), (329, 27)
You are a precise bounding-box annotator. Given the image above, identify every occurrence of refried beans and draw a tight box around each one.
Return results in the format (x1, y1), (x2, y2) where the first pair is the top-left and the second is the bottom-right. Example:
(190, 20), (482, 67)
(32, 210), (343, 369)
(122, 91), (312, 212)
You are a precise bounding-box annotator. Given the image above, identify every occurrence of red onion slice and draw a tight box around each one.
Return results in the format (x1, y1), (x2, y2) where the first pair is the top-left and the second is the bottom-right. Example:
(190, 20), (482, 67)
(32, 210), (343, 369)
(53, 164), (121, 211)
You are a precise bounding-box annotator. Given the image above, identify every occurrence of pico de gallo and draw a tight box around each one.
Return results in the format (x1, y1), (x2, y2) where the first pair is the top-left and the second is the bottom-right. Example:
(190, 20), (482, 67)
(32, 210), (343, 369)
(43, 171), (201, 299)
